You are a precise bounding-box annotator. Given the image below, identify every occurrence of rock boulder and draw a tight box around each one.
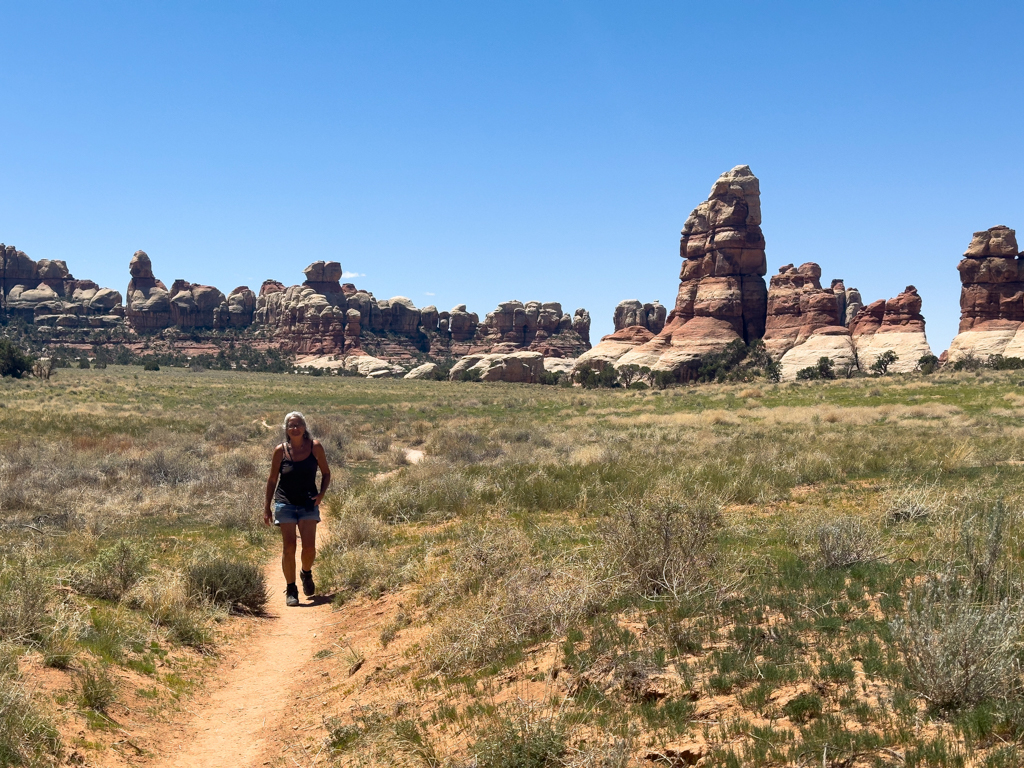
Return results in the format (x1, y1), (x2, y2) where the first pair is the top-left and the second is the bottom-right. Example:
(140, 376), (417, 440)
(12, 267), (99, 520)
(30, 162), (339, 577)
(449, 351), (544, 383)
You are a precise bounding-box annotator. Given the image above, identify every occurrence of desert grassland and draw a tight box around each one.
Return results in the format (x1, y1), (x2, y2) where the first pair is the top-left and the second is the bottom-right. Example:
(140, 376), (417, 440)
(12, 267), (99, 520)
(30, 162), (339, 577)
(3, 368), (1024, 767)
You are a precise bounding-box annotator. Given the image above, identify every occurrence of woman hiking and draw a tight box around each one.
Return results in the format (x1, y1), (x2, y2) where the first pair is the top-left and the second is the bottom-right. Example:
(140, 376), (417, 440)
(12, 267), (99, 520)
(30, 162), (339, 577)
(264, 411), (331, 606)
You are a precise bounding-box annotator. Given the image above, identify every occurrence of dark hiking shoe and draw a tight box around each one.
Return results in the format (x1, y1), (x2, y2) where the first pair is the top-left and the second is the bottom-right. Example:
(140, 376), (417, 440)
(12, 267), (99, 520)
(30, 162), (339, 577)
(300, 569), (315, 597)
(285, 583), (299, 607)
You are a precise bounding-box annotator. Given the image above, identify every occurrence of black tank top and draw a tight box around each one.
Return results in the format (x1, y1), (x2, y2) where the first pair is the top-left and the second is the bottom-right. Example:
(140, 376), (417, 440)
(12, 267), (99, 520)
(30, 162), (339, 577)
(274, 445), (319, 508)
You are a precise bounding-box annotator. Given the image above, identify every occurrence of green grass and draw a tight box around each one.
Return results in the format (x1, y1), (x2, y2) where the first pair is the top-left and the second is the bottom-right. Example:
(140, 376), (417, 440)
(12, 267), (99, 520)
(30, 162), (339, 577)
(7, 366), (1024, 764)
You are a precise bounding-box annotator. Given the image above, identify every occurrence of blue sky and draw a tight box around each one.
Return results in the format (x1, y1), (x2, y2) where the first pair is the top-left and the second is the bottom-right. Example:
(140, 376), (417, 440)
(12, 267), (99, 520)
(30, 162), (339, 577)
(2, 2), (1022, 350)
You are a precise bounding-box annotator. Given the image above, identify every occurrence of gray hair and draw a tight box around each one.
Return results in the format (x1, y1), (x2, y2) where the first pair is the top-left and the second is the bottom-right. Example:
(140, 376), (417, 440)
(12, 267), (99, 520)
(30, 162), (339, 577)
(283, 411), (311, 441)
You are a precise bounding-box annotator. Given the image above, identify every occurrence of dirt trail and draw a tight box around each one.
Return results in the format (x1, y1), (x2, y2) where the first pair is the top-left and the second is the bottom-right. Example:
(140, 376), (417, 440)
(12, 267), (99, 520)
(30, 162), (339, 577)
(152, 548), (333, 768)
(145, 448), (424, 768)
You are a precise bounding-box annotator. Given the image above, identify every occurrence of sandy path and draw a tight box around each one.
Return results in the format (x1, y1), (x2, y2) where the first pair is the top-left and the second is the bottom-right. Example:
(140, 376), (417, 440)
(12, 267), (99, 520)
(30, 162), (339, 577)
(152, 537), (333, 768)
(144, 450), (424, 767)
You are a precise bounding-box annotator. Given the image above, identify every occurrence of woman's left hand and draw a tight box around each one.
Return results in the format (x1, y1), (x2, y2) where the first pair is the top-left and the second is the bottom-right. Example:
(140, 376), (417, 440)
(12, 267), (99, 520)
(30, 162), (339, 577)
(312, 493), (325, 507)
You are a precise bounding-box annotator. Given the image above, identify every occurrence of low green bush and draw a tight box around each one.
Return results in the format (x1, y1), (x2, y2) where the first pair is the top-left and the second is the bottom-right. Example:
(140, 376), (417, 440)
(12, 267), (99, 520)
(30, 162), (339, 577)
(473, 716), (565, 768)
(73, 540), (150, 601)
(77, 662), (116, 712)
(186, 557), (268, 613)
(0, 676), (62, 766)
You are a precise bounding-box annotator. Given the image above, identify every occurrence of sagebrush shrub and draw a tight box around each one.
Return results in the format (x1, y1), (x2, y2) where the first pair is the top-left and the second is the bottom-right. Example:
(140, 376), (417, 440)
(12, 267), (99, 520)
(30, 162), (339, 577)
(73, 540), (150, 601)
(423, 527), (609, 672)
(186, 557), (267, 613)
(77, 662), (116, 712)
(815, 516), (879, 569)
(600, 493), (722, 597)
(125, 572), (213, 647)
(473, 714), (565, 768)
(884, 483), (946, 525)
(893, 578), (1023, 709)
(0, 560), (51, 645)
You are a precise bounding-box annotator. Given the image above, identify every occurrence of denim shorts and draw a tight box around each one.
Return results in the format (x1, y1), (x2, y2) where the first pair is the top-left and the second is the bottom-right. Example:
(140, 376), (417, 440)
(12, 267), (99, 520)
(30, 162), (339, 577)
(273, 502), (321, 526)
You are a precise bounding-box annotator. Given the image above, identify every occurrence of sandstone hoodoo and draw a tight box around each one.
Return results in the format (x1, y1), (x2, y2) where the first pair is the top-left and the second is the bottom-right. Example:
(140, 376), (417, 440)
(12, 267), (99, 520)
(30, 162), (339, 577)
(580, 165), (768, 373)
(850, 286), (932, 373)
(764, 263), (858, 381)
(947, 225), (1024, 361)
(763, 263), (850, 359)
(613, 300), (666, 335)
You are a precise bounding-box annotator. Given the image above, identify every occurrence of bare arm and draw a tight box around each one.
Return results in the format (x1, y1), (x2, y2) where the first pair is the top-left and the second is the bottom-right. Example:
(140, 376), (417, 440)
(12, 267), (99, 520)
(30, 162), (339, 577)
(264, 445), (284, 525)
(311, 440), (331, 506)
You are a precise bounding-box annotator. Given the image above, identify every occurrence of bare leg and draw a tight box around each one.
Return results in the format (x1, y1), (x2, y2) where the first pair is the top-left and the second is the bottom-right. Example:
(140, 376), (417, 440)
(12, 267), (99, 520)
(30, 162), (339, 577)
(298, 519), (317, 571)
(280, 523), (298, 583)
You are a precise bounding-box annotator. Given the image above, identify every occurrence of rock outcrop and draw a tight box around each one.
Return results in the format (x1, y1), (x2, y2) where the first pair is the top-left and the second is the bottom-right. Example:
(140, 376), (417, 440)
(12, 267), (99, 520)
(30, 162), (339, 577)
(613, 300), (666, 334)
(947, 226), (1024, 362)
(1, 245), (37, 294)
(1, 243), (123, 326)
(850, 286), (932, 372)
(404, 362), (438, 380)
(764, 266), (931, 380)
(761, 262), (857, 380)
(125, 252), (245, 332)
(448, 351), (544, 383)
(575, 326), (655, 371)
(126, 251), (172, 330)
(582, 166), (768, 372)
(763, 263), (844, 359)
(343, 354), (405, 378)
(778, 326), (857, 381)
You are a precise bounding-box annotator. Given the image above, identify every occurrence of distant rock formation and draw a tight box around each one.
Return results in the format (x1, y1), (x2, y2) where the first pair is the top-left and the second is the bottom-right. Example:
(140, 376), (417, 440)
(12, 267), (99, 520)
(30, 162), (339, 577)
(765, 263), (858, 380)
(252, 263), (590, 360)
(343, 354), (406, 378)
(947, 226), (1024, 361)
(448, 351), (544, 383)
(764, 263), (848, 360)
(850, 286), (932, 372)
(581, 165), (768, 372)
(126, 251), (172, 330)
(613, 300), (666, 334)
(765, 265), (932, 380)
(404, 362), (438, 380)
(1, 243), (123, 327)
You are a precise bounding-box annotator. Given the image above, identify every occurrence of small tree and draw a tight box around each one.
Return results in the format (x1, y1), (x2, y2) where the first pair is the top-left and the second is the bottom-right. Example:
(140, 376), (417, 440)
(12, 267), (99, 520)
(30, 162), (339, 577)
(597, 365), (619, 388)
(816, 356), (836, 380)
(952, 352), (982, 372)
(653, 370), (676, 390)
(574, 367), (599, 389)
(77, 356), (91, 370)
(796, 366), (820, 381)
(618, 364), (642, 387)
(0, 338), (33, 378)
(918, 354), (939, 375)
(870, 350), (898, 376)
(764, 360), (782, 383)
